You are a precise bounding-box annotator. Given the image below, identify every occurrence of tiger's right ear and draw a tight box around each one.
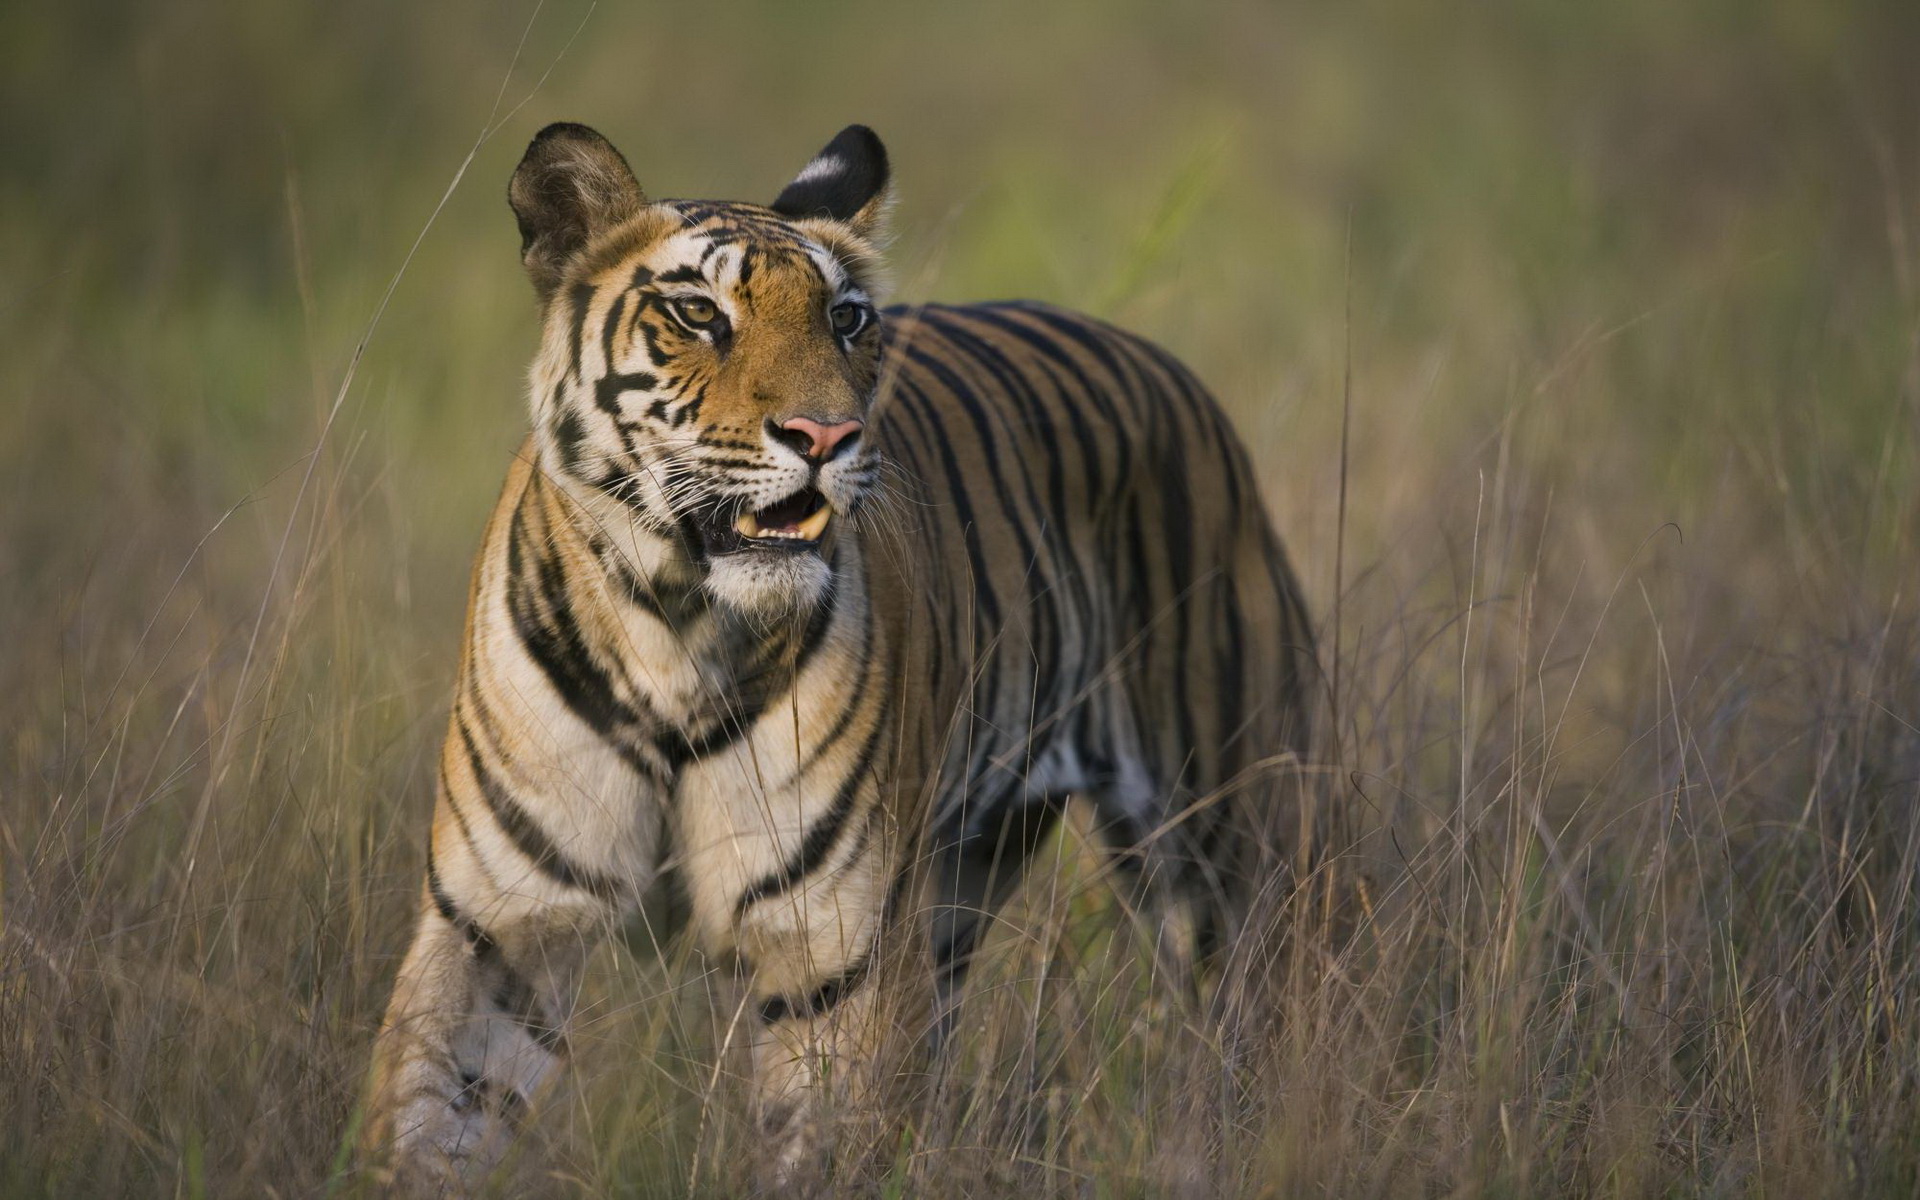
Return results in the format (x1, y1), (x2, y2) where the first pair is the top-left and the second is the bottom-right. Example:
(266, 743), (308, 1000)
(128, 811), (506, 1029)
(508, 123), (646, 300)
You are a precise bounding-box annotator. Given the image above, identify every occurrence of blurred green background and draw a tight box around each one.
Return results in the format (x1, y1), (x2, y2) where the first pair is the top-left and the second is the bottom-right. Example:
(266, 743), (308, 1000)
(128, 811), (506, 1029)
(4, 1), (1919, 1194)
(7, 0), (1915, 615)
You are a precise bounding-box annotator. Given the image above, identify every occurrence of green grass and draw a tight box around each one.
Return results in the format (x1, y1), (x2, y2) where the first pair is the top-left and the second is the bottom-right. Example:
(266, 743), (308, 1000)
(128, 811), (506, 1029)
(4, 0), (1920, 1194)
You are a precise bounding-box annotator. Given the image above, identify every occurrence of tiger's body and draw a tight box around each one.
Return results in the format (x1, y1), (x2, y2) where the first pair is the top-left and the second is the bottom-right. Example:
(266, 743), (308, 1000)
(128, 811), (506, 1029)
(367, 123), (1313, 1190)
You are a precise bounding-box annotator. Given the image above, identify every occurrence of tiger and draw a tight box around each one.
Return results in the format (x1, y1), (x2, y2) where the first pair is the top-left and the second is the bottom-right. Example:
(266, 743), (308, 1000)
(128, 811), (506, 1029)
(364, 120), (1315, 1191)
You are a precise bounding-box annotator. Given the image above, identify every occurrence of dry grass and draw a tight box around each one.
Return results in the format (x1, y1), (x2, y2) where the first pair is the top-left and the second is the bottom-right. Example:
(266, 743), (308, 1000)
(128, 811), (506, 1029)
(4, 0), (1920, 1195)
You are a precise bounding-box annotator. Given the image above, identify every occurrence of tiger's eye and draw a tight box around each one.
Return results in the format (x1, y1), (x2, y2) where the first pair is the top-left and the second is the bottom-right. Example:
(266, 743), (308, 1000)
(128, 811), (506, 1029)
(831, 302), (865, 336)
(674, 296), (719, 326)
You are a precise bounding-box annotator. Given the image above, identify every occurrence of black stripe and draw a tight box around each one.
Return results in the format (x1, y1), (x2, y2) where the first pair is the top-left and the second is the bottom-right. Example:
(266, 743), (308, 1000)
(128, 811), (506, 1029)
(694, 454), (766, 472)
(1008, 301), (1152, 424)
(1136, 363), (1203, 775)
(435, 742), (498, 882)
(427, 853), (496, 956)
(605, 552), (710, 629)
(595, 371), (660, 415)
(425, 853), (564, 1051)
(492, 974), (565, 1052)
(926, 310), (1092, 724)
(1217, 570), (1249, 761)
(978, 307), (1140, 660)
(657, 575), (840, 773)
(933, 917), (983, 985)
(889, 374), (1001, 627)
(936, 310), (1078, 540)
(1072, 309), (1205, 784)
(758, 951), (873, 1025)
(960, 305), (1109, 504)
(452, 1071), (527, 1123)
(901, 338), (1047, 577)
(550, 388), (588, 477)
(600, 289), (628, 380)
(732, 719), (884, 916)
(506, 499), (653, 760)
(565, 281), (595, 380)
(997, 303), (1140, 503)
(455, 717), (624, 900)
(1133, 334), (1232, 459)
(797, 628), (875, 774)
(869, 385), (959, 703)
(632, 299), (673, 367)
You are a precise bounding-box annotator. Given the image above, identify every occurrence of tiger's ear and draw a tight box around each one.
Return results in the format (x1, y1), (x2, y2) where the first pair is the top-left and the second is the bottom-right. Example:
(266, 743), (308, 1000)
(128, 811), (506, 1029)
(508, 123), (647, 300)
(771, 125), (891, 241)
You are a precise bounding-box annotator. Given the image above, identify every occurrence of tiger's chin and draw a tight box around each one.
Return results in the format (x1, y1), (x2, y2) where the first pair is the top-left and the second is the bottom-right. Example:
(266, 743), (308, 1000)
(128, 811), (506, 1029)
(691, 485), (841, 620)
(704, 550), (834, 621)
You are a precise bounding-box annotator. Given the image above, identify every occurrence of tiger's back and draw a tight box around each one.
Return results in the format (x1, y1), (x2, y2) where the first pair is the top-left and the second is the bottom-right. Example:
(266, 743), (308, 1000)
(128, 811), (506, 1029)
(875, 299), (1309, 849)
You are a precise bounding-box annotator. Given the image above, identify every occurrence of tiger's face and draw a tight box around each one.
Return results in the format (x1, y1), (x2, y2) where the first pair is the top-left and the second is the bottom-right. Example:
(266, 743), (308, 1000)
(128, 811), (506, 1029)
(510, 124), (893, 618)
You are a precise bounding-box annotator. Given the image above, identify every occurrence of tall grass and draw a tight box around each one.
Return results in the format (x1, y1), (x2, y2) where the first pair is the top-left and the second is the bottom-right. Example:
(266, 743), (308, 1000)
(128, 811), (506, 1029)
(3, 0), (1918, 1195)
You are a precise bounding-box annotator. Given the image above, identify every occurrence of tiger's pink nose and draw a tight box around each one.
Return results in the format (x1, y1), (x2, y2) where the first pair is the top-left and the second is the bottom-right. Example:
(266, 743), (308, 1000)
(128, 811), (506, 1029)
(773, 416), (864, 462)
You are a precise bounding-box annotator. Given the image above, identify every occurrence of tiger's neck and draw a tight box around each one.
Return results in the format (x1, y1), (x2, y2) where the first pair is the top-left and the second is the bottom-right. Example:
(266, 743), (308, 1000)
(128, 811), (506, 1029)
(520, 455), (851, 714)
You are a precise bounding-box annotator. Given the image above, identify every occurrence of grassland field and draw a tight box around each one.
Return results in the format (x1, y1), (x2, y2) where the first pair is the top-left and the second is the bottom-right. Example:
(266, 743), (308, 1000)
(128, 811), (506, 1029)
(4, 1), (1920, 1195)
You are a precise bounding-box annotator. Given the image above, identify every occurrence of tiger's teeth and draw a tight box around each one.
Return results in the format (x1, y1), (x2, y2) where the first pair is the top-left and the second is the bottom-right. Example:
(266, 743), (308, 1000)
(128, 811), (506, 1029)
(795, 503), (832, 541)
(733, 500), (832, 542)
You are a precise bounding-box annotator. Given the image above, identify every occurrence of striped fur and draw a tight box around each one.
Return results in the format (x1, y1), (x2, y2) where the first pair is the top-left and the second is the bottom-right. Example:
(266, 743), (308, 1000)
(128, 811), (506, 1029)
(366, 123), (1314, 1190)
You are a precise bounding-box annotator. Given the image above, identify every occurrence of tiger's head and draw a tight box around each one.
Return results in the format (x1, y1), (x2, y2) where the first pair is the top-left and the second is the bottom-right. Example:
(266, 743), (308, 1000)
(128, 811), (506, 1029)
(508, 122), (892, 619)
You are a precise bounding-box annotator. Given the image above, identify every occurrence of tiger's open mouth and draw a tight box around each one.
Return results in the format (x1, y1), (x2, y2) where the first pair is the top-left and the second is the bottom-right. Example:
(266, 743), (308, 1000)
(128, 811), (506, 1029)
(695, 487), (832, 556)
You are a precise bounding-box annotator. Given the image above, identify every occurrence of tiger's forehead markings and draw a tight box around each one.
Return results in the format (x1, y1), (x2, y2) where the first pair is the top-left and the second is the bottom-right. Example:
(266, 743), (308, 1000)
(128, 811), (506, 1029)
(664, 199), (811, 242)
(643, 200), (847, 296)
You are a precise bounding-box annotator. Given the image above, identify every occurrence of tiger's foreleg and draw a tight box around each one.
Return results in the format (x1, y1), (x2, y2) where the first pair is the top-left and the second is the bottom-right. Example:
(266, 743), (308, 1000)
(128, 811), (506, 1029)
(366, 787), (640, 1194)
(698, 811), (914, 1184)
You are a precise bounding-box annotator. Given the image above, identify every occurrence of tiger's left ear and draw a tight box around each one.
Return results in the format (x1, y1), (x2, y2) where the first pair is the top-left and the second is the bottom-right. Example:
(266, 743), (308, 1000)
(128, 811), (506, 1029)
(771, 125), (891, 241)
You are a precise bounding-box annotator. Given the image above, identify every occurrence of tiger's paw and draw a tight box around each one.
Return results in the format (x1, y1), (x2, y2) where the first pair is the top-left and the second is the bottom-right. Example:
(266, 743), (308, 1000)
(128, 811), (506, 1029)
(372, 1079), (522, 1197)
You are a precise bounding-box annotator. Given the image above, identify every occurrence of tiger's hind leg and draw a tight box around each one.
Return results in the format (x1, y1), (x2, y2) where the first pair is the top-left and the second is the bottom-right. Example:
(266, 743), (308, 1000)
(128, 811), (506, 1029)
(1063, 746), (1208, 1001)
(927, 786), (1070, 1051)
